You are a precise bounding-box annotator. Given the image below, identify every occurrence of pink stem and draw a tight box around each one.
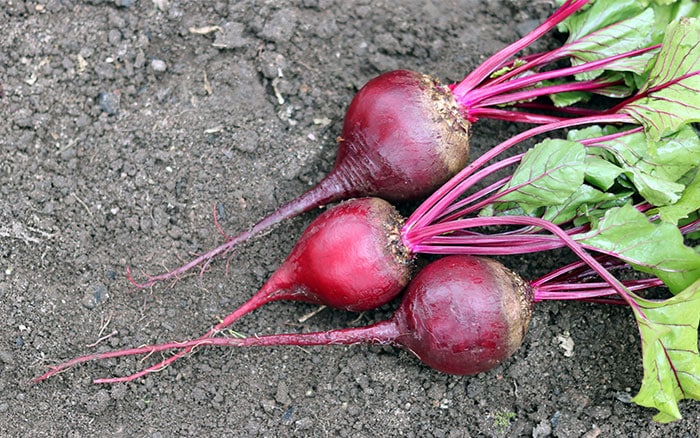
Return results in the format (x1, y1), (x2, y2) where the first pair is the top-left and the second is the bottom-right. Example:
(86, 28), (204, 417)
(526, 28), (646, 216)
(514, 102), (604, 117)
(466, 108), (571, 124)
(460, 45), (659, 107)
(474, 78), (621, 108)
(402, 113), (635, 235)
(452, 0), (591, 98)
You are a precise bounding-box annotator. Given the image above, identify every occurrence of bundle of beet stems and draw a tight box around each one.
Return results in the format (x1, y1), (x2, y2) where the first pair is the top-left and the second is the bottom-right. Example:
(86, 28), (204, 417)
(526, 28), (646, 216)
(35, 0), (700, 422)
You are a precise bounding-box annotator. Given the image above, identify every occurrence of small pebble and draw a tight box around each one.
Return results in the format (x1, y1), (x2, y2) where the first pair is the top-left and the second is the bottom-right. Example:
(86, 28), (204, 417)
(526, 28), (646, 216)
(98, 92), (120, 115)
(82, 283), (109, 309)
(108, 29), (122, 45)
(151, 58), (167, 72)
(213, 22), (248, 49)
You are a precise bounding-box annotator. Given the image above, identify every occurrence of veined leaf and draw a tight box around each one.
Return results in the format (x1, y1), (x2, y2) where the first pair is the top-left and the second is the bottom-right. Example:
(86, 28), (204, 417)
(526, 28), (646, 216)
(549, 89), (593, 107)
(621, 17), (700, 141)
(630, 279), (700, 422)
(659, 172), (700, 223)
(541, 184), (629, 224)
(575, 204), (700, 293)
(496, 139), (586, 213)
(559, 0), (647, 42)
(650, 0), (700, 44)
(584, 155), (623, 190)
(561, 8), (656, 81)
(588, 125), (700, 205)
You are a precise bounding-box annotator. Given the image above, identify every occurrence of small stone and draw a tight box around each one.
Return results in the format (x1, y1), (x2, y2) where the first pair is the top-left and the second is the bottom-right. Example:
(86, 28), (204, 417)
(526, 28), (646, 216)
(260, 399), (275, 413)
(108, 29), (122, 45)
(13, 108), (34, 128)
(98, 92), (120, 115)
(82, 283), (109, 309)
(532, 419), (552, 438)
(152, 0), (169, 10)
(151, 58), (167, 72)
(275, 381), (291, 405)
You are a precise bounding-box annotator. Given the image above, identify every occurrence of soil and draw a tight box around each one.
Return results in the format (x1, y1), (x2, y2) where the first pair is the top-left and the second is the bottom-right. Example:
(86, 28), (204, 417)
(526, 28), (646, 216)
(1, 1), (698, 436)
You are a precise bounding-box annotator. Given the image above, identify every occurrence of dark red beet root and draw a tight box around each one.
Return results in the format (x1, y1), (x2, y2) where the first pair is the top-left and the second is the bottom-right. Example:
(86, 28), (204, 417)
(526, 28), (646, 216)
(34, 255), (534, 384)
(130, 69), (470, 288)
(330, 69), (471, 201)
(392, 254), (533, 374)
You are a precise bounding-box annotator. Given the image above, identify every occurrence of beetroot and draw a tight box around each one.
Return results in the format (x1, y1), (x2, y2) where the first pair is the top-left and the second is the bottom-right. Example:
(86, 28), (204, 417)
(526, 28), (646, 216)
(393, 255), (533, 374)
(35, 255), (534, 382)
(129, 70), (469, 288)
(105, 197), (412, 382)
(223, 196), (413, 315)
(332, 70), (470, 201)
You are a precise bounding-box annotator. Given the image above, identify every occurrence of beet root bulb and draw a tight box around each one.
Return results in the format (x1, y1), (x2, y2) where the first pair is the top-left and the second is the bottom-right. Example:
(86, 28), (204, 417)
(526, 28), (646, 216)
(328, 69), (471, 201)
(393, 255), (534, 375)
(258, 196), (414, 311)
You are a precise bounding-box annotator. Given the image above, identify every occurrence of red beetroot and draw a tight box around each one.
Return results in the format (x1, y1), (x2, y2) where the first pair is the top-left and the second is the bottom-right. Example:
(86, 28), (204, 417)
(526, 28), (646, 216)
(228, 196), (413, 314)
(109, 197), (412, 382)
(393, 255), (533, 374)
(35, 255), (534, 383)
(130, 70), (470, 288)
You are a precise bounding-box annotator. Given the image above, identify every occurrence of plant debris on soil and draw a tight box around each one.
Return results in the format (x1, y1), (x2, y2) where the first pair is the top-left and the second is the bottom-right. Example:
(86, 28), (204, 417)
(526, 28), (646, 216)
(1, 1), (698, 436)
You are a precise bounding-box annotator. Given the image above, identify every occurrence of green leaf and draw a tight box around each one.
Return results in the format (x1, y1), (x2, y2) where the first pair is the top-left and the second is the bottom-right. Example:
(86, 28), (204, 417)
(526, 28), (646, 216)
(621, 17), (700, 141)
(650, 0), (700, 44)
(584, 155), (624, 190)
(559, 0), (648, 42)
(566, 125), (608, 142)
(541, 184), (629, 224)
(659, 172), (700, 223)
(549, 89), (592, 107)
(575, 204), (700, 293)
(477, 201), (526, 220)
(561, 8), (656, 81)
(588, 125), (700, 205)
(645, 125), (700, 180)
(630, 279), (700, 422)
(496, 139), (586, 213)
(597, 52), (658, 78)
(627, 168), (687, 205)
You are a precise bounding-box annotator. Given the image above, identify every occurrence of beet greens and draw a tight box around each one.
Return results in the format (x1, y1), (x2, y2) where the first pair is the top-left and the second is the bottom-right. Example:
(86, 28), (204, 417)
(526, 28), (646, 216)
(398, 15), (700, 422)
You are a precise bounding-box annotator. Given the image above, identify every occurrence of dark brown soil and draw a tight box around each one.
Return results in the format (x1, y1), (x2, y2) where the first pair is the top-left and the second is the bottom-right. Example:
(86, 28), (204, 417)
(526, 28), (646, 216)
(1, 1), (698, 436)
